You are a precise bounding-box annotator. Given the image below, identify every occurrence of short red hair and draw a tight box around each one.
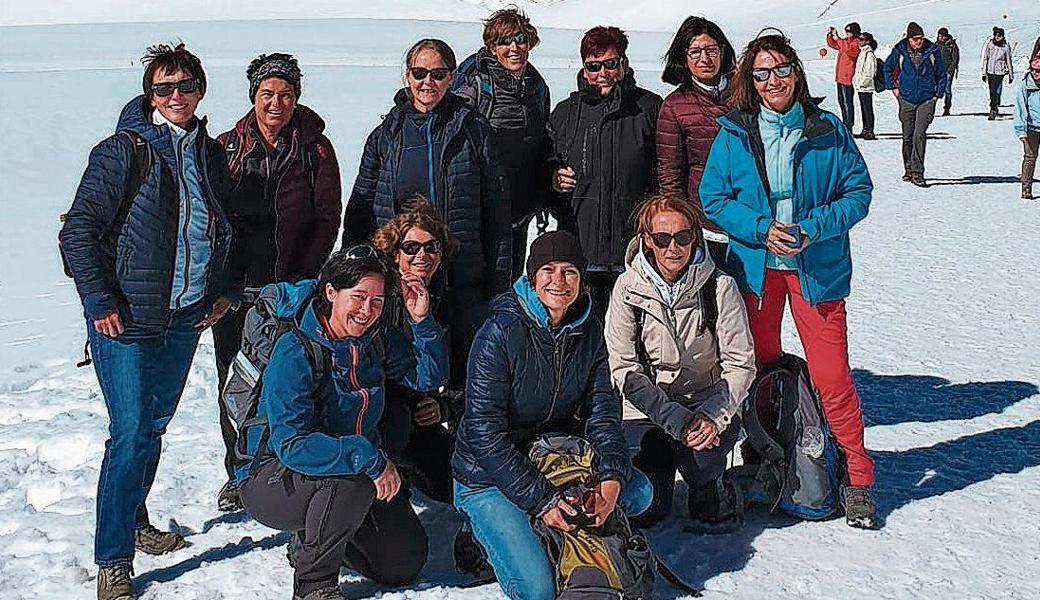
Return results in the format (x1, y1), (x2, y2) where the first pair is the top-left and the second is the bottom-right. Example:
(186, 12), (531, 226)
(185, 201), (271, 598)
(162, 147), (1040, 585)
(580, 26), (628, 60)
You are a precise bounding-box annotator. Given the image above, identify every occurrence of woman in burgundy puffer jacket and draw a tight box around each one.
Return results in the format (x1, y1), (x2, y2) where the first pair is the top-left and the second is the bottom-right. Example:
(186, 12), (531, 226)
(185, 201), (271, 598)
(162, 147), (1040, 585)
(656, 17), (737, 266)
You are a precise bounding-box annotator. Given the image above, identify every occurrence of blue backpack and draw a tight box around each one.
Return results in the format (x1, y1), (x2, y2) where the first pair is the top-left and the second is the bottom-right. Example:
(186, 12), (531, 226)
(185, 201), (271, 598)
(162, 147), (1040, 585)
(727, 354), (845, 520)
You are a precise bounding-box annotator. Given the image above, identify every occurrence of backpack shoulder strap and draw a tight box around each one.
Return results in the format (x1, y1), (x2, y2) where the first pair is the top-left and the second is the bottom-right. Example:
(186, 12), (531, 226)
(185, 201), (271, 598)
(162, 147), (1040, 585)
(698, 269), (720, 337)
(110, 130), (151, 236)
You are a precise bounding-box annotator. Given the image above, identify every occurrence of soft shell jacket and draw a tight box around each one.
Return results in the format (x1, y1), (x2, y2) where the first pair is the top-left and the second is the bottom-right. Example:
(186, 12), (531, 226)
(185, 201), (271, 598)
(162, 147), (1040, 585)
(699, 103), (872, 305)
(938, 38), (960, 77)
(218, 105), (341, 286)
(656, 81), (733, 235)
(548, 70), (662, 269)
(452, 277), (629, 516)
(60, 95), (232, 335)
(342, 90), (512, 296)
(1014, 74), (1040, 137)
(853, 46), (879, 93)
(884, 39), (947, 104)
(981, 39), (1014, 77)
(605, 238), (755, 435)
(240, 280), (448, 483)
(826, 34), (861, 86)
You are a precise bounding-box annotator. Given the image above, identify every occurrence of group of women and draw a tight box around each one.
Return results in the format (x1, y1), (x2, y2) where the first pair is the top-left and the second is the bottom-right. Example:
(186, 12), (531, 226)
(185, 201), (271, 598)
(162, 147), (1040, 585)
(62, 8), (879, 600)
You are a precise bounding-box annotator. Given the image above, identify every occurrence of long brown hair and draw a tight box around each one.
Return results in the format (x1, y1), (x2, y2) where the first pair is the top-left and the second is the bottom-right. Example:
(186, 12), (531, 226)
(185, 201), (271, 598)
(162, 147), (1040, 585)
(730, 33), (813, 112)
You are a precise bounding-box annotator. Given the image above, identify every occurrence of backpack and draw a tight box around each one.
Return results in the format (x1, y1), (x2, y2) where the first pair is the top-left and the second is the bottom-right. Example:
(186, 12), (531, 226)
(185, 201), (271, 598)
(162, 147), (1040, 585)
(222, 129), (321, 209)
(725, 354), (846, 520)
(873, 57), (886, 93)
(528, 434), (700, 599)
(59, 130), (151, 278)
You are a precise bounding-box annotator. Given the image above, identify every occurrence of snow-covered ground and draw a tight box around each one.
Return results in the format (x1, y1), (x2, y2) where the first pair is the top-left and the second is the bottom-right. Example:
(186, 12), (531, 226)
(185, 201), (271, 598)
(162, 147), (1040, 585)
(2, 1), (1039, 598)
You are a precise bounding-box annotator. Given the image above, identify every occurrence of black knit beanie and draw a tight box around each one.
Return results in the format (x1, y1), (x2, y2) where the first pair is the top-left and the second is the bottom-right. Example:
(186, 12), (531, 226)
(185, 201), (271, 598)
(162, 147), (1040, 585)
(247, 53), (302, 101)
(906, 22), (924, 39)
(525, 231), (587, 282)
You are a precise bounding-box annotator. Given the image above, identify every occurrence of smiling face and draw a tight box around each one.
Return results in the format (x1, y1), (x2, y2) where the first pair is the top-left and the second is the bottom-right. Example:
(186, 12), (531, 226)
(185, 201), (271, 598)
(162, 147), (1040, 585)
(908, 35), (925, 51)
(686, 33), (723, 84)
(582, 47), (624, 96)
(533, 261), (581, 324)
(326, 274), (385, 338)
(396, 226), (442, 282)
(253, 77), (296, 135)
(150, 68), (202, 127)
(753, 49), (798, 113)
(644, 210), (695, 283)
(407, 47), (453, 112)
(491, 32), (530, 75)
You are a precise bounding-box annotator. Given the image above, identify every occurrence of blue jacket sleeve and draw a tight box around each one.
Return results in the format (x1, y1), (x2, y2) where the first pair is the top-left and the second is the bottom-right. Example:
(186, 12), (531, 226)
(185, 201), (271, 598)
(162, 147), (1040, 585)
(700, 132), (773, 247)
(1013, 80), (1029, 137)
(461, 319), (557, 515)
(58, 135), (132, 320)
(581, 338), (630, 486)
(884, 50), (900, 90)
(797, 122), (872, 243)
(341, 126), (381, 247)
(933, 53), (948, 98)
(263, 334), (387, 480)
(383, 315), (448, 392)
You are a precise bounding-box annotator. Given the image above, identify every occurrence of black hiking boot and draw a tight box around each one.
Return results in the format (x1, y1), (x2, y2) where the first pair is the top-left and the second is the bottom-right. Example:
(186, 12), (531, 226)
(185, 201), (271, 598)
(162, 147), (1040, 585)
(97, 564), (134, 600)
(1023, 185), (1034, 200)
(910, 173), (929, 188)
(860, 131), (876, 140)
(217, 479), (243, 512)
(988, 109), (997, 121)
(902, 170), (912, 182)
(134, 524), (187, 555)
(685, 478), (744, 535)
(293, 583), (344, 600)
(842, 485), (879, 530)
(454, 523), (495, 585)
(942, 107), (951, 116)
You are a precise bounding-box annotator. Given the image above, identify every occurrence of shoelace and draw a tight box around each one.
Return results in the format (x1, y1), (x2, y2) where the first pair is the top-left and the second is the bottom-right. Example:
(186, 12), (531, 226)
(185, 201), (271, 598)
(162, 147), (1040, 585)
(845, 487), (875, 508)
(106, 565), (133, 588)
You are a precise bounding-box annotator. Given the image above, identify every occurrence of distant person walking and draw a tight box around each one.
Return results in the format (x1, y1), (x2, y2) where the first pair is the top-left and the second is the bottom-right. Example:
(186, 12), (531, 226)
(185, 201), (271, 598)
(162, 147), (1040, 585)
(1014, 55), (1040, 199)
(852, 32), (878, 139)
(936, 27), (960, 116)
(982, 27), (1014, 120)
(826, 22), (862, 129)
(884, 21), (947, 187)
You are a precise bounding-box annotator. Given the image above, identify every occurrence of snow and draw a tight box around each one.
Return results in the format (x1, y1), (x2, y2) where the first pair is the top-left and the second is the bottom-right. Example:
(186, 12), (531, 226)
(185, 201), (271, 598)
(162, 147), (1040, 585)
(2, 1), (1040, 599)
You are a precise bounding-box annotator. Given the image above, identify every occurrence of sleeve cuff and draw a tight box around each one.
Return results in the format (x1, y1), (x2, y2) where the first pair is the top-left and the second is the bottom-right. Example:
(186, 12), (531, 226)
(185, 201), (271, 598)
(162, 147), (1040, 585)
(362, 449), (389, 480)
(83, 292), (117, 321)
(755, 218), (773, 244)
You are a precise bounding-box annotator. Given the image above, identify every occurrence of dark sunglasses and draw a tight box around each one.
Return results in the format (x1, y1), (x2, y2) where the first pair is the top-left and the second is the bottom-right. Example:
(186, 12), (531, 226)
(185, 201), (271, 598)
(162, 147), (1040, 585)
(648, 229), (695, 249)
(751, 63), (794, 83)
(494, 32), (528, 47)
(152, 78), (200, 97)
(409, 67), (452, 81)
(584, 57), (622, 72)
(1031, 67), (1040, 74)
(399, 240), (443, 256)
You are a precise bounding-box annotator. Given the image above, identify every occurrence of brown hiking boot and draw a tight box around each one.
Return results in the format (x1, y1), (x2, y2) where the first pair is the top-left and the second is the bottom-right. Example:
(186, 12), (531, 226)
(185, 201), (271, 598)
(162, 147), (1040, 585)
(97, 564), (134, 600)
(134, 524), (187, 555)
(842, 485), (879, 530)
(1023, 185), (1034, 200)
(294, 584), (344, 600)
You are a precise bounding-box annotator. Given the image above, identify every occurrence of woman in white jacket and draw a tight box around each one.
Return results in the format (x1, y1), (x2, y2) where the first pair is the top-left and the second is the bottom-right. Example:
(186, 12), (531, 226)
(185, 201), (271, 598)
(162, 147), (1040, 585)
(852, 32), (878, 139)
(982, 27), (1014, 119)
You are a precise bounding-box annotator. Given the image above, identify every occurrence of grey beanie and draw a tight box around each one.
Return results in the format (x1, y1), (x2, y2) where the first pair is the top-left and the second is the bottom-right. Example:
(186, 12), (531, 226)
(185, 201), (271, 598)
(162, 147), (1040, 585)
(247, 53), (302, 101)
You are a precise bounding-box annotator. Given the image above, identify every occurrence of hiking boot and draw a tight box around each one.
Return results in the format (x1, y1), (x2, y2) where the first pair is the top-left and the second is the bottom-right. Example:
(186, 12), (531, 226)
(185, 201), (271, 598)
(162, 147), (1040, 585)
(988, 110), (997, 121)
(97, 564), (134, 600)
(453, 524), (495, 584)
(842, 485), (879, 530)
(217, 479), (243, 512)
(686, 478), (744, 535)
(293, 583), (343, 600)
(860, 131), (876, 141)
(1023, 185), (1034, 200)
(910, 173), (929, 188)
(902, 170), (911, 182)
(942, 107), (951, 116)
(134, 524), (187, 555)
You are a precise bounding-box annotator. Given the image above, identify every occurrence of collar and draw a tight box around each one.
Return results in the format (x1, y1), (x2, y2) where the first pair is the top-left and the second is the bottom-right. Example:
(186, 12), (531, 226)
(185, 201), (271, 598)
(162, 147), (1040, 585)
(151, 109), (193, 136)
(691, 74), (728, 95)
(759, 101), (805, 130)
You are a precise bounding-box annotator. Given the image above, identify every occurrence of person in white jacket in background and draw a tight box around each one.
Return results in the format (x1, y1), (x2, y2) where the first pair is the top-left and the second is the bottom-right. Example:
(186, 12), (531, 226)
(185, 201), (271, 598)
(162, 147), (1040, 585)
(982, 26), (1014, 120)
(852, 32), (878, 140)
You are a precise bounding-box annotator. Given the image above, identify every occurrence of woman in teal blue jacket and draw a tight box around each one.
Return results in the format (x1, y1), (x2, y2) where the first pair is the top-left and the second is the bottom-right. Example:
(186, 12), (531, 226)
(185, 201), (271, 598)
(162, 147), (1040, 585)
(1014, 54), (1040, 199)
(700, 32), (877, 530)
(238, 247), (448, 599)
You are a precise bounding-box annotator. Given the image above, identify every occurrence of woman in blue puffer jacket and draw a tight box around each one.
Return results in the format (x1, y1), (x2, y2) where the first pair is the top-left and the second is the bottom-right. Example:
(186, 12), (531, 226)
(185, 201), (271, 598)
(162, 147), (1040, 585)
(452, 231), (652, 600)
(237, 247), (448, 600)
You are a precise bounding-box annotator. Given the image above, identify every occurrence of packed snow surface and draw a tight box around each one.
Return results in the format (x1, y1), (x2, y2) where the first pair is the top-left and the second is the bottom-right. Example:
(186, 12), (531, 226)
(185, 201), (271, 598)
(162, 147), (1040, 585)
(1, 1), (1039, 598)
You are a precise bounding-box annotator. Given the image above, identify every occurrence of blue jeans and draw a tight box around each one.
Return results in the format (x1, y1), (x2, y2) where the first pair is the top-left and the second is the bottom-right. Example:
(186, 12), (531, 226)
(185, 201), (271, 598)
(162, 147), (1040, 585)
(88, 301), (206, 566)
(454, 469), (653, 600)
(943, 76), (953, 112)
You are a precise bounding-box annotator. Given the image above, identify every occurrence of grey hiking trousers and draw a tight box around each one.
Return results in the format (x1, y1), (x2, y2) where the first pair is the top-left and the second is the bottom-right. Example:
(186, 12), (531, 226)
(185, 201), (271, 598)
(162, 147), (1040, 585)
(898, 97), (937, 175)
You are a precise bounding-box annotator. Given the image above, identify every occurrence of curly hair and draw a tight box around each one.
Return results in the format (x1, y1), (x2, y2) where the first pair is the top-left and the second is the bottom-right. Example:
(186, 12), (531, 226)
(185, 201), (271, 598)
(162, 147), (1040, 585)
(141, 42), (206, 97)
(482, 7), (540, 50)
(371, 196), (460, 260)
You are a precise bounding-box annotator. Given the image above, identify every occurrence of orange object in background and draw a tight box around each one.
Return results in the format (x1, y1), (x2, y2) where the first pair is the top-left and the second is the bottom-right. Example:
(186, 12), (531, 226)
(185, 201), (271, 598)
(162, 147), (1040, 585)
(819, 47), (828, 57)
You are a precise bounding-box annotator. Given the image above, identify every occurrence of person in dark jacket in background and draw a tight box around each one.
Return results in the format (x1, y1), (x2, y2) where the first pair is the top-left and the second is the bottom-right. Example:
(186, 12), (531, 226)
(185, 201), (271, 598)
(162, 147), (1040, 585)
(656, 16), (738, 268)
(548, 26), (662, 318)
(238, 248), (448, 600)
(453, 231), (653, 600)
(884, 22), (946, 187)
(936, 27), (960, 116)
(452, 8), (557, 275)
(59, 44), (235, 600)
(343, 38), (511, 389)
(213, 52), (342, 512)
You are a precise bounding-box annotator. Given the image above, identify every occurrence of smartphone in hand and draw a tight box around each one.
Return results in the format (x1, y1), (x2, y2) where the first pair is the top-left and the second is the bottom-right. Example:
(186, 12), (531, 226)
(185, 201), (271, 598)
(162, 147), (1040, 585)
(782, 225), (803, 249)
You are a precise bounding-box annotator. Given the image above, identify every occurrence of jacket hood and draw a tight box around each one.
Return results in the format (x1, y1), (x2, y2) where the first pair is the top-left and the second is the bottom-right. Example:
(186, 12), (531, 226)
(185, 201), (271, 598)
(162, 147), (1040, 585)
(621, 236), (716, 303)
(386, 88), (473, 133)
(263, 279), (378, 353)
(496, 275), (592, 336)
(117, 94), (210, 170)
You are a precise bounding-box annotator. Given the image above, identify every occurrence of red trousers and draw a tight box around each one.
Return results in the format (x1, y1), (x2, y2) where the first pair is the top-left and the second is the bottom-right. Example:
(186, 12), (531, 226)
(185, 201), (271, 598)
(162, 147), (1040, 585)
(743, 269), (875, 487)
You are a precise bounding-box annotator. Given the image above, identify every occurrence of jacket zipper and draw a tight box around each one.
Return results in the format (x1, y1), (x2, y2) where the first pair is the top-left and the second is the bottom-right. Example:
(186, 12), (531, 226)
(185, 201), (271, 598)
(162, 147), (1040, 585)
(348, 343), (369, 435)
(173, 135), (193, 307)
(424, 119), (436, 206)
(541, 334), (566, 427)
(269, 134), (297, 278)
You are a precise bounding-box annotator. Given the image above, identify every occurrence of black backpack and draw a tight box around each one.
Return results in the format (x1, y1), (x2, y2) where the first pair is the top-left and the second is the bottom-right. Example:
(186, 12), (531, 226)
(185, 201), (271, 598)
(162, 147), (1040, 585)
(873, 57), (886, 93)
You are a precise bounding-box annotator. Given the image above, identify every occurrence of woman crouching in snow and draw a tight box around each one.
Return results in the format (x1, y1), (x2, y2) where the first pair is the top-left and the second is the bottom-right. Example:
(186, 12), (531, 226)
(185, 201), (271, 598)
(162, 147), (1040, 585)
(237, 247), (447, 600)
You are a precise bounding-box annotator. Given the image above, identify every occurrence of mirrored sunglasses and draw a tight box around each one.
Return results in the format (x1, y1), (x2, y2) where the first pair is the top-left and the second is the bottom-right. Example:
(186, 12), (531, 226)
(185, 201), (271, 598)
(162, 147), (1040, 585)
(399, 240), (443, 256)
(751, 63), (794, 83)
(494, 32), (528, 47)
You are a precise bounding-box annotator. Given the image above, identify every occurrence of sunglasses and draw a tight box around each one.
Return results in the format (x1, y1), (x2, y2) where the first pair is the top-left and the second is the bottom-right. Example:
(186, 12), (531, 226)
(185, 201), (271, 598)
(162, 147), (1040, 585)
(687, 45), (721, 60)
(1031, 67), (1040, 74)
(648, 229), (695, 249)
(152, 78), (200, 97)
(909, 35), (925, 42)
(494, 32), (528, 47)
(343, 244), (381, 261)
(399, 240), (443, 256)
(751, 63), (794, 83)
(584, 57), (622, 73)
(409, 67), (452, 81)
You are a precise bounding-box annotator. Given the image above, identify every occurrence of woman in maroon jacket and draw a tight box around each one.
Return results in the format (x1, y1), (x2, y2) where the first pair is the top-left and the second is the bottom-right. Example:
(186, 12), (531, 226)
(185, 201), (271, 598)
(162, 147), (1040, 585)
(656, 17), (737, 267)
(213, 53), (342, 512)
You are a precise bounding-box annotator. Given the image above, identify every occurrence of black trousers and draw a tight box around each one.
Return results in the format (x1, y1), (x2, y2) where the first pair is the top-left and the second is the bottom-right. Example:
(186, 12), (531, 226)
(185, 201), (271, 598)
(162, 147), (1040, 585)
(858, 92), (875, 135)
(585, 271), (620, 322)
(241, 460), (428, 597)
(985, 74), (1004, 111)
(836, 83), (856, 129)
(379, 392), (455, 504)
(212, 306), (248, 480)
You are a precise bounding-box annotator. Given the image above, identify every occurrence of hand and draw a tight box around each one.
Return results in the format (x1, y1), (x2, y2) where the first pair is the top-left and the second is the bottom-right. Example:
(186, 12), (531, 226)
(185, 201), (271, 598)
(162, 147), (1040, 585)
(541, 499), (579, 532)
(588, 480), (621, 527)
(195, 296), (234, 330)
(552, 166), (577, 193)
(94, 311), (124, 338)
(765, 221), (804, 257)
(891, 89), (900, 99)
(683, 416), (720, 451)
(413, 397), (442, 426)
(400, 272), (430, 322)
(372, 461), (401, 501)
